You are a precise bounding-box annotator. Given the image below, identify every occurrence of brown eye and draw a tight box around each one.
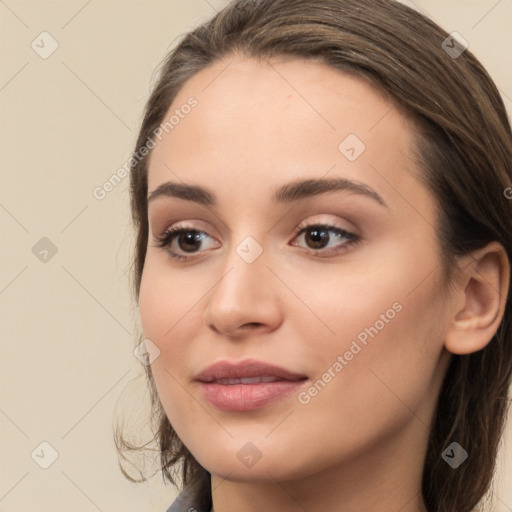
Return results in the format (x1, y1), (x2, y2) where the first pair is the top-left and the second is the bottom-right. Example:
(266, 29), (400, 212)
(292, 223), (360, 256)
(152, 227), (219, 261)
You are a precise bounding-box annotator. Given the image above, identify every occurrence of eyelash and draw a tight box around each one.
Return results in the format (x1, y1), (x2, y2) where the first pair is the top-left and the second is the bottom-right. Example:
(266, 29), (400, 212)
(152, 221), (361, 262)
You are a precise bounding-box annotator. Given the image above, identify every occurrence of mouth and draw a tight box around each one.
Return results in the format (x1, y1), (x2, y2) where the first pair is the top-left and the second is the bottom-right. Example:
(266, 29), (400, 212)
(194, 358), (308, 383)
(194, 358), (309, 412)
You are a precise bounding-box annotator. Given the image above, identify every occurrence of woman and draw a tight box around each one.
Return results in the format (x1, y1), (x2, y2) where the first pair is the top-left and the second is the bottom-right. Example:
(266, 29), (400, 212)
(116, 1), (512, 511)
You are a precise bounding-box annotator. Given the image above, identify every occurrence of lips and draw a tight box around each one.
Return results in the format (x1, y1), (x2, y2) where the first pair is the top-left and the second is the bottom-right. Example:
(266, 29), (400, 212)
(194, 358), (308, 411)
(194, 358), (308, 383)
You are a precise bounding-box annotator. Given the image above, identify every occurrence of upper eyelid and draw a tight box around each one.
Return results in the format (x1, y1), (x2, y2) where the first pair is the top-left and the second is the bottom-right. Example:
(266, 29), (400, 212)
(153, 212), (359, 236)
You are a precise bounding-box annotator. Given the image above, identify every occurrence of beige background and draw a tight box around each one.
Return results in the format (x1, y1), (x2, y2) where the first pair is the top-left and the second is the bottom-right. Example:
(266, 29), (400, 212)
(0, 0), (511, 511)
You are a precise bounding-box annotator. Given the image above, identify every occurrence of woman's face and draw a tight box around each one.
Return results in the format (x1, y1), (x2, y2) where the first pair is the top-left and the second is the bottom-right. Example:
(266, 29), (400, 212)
(139, 56), (454, 483)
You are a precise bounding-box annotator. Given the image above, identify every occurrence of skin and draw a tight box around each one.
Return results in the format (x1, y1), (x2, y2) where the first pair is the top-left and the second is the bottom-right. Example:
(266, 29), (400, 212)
(138, 55), (509, 512)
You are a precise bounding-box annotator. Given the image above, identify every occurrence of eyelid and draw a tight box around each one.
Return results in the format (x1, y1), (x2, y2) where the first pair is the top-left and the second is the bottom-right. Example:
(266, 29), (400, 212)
(292, 214), (360, 238)
(153, 214), (358, 244)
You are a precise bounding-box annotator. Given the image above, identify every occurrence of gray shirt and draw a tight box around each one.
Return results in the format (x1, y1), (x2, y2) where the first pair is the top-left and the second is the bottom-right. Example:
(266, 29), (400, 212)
(166, 479), (212, 512)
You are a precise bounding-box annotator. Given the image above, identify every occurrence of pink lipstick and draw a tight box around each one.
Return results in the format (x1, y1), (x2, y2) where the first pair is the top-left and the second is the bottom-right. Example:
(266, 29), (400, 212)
(194, 358), (308, 412)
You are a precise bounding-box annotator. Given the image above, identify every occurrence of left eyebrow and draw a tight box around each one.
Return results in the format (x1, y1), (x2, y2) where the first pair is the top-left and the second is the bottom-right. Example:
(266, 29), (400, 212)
(147, 177), (387, 208)
(272, 177), (387, 207)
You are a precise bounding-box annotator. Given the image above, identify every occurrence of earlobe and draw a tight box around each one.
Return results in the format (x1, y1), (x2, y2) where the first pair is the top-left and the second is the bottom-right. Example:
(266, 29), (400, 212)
(444, 241), (510, 355)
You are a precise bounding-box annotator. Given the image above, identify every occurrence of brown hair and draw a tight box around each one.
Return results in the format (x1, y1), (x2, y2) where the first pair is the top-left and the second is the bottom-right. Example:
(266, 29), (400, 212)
(116, 1), (512, 511)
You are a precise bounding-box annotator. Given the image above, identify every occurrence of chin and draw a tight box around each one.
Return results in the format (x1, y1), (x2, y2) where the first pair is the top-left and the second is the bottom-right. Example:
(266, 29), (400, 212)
(204, 460), (303, 484)
(194, 439), (312, 483)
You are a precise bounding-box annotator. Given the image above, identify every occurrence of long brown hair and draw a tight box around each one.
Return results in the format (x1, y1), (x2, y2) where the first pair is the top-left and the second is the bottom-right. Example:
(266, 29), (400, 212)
(116, 1), (512, 511)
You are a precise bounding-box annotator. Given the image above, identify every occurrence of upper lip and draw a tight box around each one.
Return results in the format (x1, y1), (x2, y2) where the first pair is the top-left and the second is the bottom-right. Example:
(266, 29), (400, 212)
(194, 358), (308, 383)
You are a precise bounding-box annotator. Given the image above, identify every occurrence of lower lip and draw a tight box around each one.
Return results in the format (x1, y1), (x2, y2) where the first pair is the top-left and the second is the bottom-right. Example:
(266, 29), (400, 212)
(197, 380), (307, 411)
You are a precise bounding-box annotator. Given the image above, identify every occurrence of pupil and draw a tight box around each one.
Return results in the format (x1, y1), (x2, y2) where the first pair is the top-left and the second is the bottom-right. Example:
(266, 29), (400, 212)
(180, 232), (202, 252)
(306, 227), (328, 249)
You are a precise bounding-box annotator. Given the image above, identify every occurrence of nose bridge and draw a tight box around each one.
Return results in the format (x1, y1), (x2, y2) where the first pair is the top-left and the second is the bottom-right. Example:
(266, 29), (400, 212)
(216, 230), (270, 298)
(218, 207), (272, 273)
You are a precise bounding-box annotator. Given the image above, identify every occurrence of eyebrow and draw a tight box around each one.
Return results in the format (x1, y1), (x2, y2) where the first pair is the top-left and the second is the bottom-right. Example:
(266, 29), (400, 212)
(147, 177), (387, 208)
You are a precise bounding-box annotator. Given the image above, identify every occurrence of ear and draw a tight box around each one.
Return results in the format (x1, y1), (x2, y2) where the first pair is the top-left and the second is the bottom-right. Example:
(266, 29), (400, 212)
(444, 241), (510, 355)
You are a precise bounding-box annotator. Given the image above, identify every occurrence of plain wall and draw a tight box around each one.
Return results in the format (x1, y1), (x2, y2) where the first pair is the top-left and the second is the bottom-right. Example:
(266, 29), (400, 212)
(0, 0), (511, 511)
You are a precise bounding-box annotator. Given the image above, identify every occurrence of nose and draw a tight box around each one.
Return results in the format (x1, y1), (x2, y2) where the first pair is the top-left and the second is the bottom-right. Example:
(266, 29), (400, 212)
(201, 240), (283, 338)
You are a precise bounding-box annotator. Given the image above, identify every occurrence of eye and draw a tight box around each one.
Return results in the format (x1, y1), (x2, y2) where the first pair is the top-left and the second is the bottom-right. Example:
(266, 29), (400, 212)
(152, 224), (219, 261)
(151, 221), (361, 262)
(290, 222), (360, 256)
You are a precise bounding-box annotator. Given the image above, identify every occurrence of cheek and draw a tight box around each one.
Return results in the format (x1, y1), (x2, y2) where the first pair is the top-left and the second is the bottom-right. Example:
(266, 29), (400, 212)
(305, 260), (446, 446)
(138, 260), (191, 397)
(290, 241), (446, 429)
(138, 254), (201, 345)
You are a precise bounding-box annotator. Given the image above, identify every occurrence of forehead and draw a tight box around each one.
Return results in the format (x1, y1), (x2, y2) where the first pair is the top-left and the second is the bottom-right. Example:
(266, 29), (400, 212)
(147, 55), (420, 207)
